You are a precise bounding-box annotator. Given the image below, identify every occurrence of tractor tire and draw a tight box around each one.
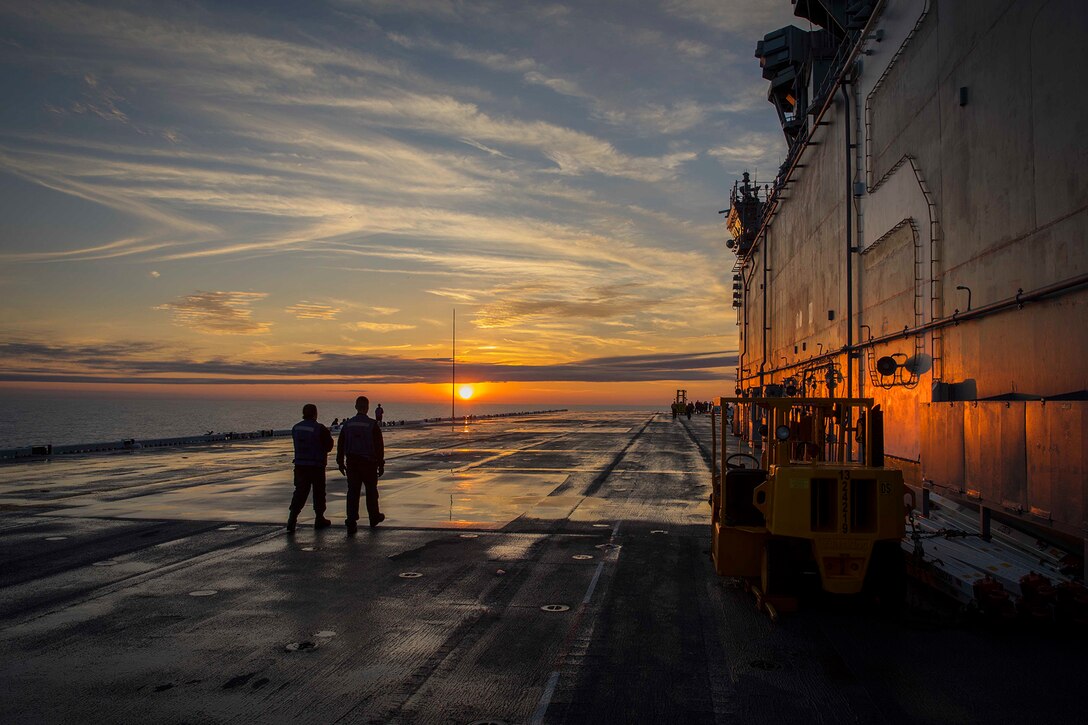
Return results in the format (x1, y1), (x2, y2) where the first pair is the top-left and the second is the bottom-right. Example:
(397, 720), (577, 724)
(866, 541), (907, 612)
(761, 540), (796, 597)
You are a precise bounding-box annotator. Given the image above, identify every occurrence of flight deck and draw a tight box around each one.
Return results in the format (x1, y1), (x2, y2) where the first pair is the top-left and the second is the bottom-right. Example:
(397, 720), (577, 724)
(0, 411), (1081, 724)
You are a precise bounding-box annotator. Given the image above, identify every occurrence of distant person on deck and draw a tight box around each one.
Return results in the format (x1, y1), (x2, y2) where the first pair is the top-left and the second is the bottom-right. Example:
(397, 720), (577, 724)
(686, 401), (694, 420)
(337, 396), (386, 536)
(375, 403), (384, 427)
(287, 403), (334, 533)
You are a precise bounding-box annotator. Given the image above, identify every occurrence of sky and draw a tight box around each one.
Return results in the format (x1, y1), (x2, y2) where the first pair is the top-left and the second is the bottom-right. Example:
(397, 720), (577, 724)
(0, 0), (795, 405)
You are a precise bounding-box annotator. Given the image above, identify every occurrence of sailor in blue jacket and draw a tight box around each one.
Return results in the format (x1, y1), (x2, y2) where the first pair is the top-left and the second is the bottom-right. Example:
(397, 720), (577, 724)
(336, 395), (386, 536)
(287, 403), (335, 533)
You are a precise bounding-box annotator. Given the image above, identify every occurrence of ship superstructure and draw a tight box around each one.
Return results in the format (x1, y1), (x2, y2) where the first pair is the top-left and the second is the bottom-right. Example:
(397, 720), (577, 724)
(725, 0), (1088, 573)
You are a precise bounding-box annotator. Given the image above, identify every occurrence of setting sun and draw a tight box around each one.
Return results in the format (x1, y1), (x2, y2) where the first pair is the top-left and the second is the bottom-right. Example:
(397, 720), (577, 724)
(458, 385), (474, 400)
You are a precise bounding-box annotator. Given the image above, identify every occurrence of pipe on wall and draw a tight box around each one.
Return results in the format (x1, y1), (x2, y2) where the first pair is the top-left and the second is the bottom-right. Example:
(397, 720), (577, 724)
(842, 79), (854, 401)
(739, 272), (1088, 380)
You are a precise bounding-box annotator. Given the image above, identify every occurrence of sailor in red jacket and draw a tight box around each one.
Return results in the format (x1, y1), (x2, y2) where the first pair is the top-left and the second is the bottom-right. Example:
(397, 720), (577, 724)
(287, 403), (334, 533)
(336, 395), (386, 536)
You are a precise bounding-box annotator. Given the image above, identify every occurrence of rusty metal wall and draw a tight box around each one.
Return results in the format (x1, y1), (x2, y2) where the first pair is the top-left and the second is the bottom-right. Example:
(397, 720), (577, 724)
(920, 400), (1086, 537)
(732, 1), (1088, 543)
(1026, 401), (1087, 531)
(964, 401), (1027, 510)
(920, 402), (964, 493)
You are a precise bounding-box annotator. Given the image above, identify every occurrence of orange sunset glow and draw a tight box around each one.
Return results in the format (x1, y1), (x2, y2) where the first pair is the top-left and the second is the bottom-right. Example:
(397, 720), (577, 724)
(0, 0), (782, 413)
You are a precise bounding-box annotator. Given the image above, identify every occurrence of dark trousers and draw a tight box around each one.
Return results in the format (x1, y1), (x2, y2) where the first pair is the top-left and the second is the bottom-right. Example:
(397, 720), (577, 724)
(345, 458), (381, 524)
(290, 465), (327, 515)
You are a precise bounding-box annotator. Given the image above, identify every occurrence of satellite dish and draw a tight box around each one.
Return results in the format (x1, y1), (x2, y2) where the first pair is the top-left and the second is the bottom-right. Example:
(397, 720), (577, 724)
(876, 356), (899, 376)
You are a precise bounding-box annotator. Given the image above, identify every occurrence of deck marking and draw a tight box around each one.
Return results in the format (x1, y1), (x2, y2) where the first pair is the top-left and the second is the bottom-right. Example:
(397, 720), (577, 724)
(530, 670), (560, 725)
(532, 519), (623, 721)
(582, 561), (605, 604)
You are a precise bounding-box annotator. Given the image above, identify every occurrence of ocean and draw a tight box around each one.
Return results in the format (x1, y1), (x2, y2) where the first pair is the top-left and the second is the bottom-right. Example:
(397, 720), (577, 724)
(0, 391), (659, 449)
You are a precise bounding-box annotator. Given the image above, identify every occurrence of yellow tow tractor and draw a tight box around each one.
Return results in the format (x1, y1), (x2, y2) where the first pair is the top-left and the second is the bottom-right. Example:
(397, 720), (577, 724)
(711, 396), (909, 616)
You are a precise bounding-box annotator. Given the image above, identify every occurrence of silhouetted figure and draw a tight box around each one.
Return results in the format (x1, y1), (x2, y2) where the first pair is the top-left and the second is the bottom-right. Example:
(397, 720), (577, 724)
(331, 417), (339, 427)
(686, 402), (694, 420)
(287, 403), (334, 533)
(375, 403), (384, 426)
(337, 396), (386, 535)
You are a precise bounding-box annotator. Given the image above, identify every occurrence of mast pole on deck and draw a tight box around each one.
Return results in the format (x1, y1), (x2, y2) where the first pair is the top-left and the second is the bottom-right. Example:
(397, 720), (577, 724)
(451, 309), (456, 428)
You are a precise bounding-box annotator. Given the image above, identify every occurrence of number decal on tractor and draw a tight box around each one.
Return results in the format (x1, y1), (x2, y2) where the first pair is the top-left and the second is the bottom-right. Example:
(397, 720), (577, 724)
(880, 481), (891, 495)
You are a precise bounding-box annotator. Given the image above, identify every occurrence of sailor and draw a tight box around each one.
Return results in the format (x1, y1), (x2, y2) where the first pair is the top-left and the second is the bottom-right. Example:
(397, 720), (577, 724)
(336, 395), (386, 536)
(287, 403), (334, 533)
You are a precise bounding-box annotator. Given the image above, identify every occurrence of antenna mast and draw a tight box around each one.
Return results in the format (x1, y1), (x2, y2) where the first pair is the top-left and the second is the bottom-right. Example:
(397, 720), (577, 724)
(451, 308), (456, 426)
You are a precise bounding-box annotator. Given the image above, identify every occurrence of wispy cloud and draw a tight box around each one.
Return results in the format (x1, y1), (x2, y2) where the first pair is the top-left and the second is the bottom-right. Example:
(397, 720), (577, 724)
(155, 291), (270, 335)
(474, 283), (653, 329)
(294, 91), (699, 181)
(286, 302), (340, 320)
(676, 39), (712, 58)
(0, 233), (169, 263)
(596, 100), (716, 135)
(662, 0), (799, 34)
(347, 321), (417, 333)
(46, 73), (134, 127)
(523, 71), (591, 99)
(708, 131), (784, 176)
(389, 32), (538, 73)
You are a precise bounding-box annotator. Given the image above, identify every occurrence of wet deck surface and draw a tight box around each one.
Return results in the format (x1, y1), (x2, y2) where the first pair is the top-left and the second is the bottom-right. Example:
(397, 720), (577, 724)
(0, 411), (1082, 724)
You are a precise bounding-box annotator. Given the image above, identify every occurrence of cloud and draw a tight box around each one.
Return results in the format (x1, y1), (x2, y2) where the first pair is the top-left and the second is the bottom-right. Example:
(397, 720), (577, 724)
(708, 131), (785, 175)
(339, 0), (466, 21)
(0, 4), (722, 278)
(155, 291), (270, 335)
(296, 91), (698, 181)
(286, 302), (340, 320)
(662, 0), (799, 34)
(596, 100), (715, 135)
(426, 288), (478, 303)
(0, 0), (770, 371)
(458, 138), (511, 158)
(0, 340), (737, 385)
(4, 1), (404, 91)
(5, 1), (698, 183)
(676, 39), (712, 58)
(0, 340), (163, 363)
(390, 32), (538, 73)
(523, 71), (591, 99)
(149, 270), (160, 278)
(0, 232), (172, 263)
(347, 321), (417, 333)
(473, 283), (652, 329)
(1, 110), (704, 271)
